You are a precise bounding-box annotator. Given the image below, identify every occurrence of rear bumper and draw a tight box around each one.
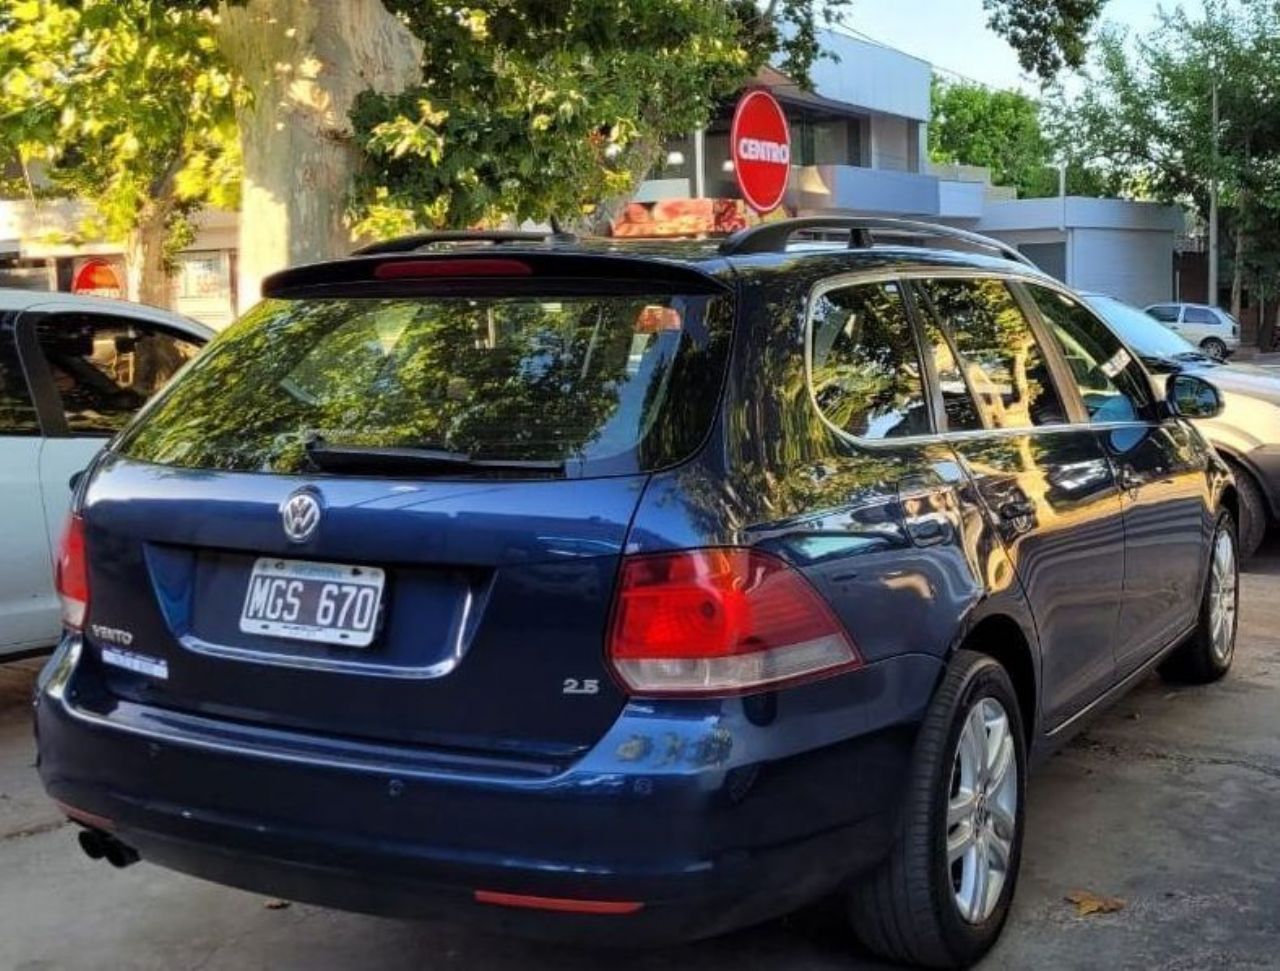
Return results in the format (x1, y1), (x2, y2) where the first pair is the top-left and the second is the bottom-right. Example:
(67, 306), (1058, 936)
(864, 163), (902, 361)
(34, 638), (941, 945)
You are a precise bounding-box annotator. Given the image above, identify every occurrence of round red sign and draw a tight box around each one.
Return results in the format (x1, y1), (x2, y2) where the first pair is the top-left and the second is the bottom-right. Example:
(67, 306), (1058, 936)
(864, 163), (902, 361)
(731, 90), (792, 214)
(71, 258), (123, 299)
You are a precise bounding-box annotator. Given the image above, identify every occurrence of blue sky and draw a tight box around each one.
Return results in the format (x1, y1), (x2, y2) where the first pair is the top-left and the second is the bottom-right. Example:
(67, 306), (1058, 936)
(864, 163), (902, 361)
(847, 0), (1205, 91)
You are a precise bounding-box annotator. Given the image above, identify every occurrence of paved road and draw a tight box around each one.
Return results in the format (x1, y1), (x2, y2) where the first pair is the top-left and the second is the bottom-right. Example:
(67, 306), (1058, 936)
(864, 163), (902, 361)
(3, 545), (1279, 970)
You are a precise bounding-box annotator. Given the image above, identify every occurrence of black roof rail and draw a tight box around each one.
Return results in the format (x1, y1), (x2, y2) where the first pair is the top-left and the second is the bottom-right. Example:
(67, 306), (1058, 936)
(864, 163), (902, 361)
(351, 229), (576, 257)
(718, 216), (1038, 269)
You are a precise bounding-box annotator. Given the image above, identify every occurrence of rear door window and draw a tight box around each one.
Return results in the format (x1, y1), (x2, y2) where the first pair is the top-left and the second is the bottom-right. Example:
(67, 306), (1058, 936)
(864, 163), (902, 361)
(914, 278), (1067, 430)
(34, 314), (203, 435)
(809, 280), (931, 439)
(1026, 285), (1151, 424)
(1184, 306), (1218, 325)
(118, 292), (731, 476)
(0, 338), (38, 435)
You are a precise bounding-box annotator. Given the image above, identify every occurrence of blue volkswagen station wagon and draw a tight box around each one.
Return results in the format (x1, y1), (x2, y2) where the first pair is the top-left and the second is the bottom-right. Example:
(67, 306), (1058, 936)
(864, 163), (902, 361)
(36, 219), (1239, 968)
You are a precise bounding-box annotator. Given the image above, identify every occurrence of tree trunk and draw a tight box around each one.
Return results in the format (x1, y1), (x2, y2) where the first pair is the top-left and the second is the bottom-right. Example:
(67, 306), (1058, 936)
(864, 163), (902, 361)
(124, 207), (174, 309)
(215, 0), (422, 313)
(579, 137), (663, 236)
(1231, 219), (1245, 320)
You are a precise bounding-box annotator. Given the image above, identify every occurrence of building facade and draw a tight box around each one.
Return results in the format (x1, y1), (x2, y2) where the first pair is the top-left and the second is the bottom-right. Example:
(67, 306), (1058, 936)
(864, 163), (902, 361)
(0, 198), (238, 328)
(628, 30), (1186, 310)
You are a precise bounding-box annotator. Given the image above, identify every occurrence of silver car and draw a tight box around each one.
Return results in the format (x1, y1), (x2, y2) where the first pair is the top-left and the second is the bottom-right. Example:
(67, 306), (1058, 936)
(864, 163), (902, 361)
(1086, 292), (1276, 556)
(1144, 302), (1241, 360)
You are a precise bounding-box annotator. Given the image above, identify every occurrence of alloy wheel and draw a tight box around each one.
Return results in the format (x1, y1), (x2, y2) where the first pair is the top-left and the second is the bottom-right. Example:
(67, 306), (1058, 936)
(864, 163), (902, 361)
(947, 697), (1018, 924)
(1209, 527), (1238, 664)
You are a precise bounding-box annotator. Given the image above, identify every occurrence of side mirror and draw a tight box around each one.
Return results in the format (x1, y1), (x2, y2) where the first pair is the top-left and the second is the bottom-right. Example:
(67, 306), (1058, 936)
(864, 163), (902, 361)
(1166, 373), (1223, 419)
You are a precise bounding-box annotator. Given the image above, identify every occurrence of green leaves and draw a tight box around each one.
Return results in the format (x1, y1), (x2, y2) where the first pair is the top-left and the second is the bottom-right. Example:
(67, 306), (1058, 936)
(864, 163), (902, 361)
(347, 0), (848, 236)
(0, 0), (240, 296)
(983, 0), (1107, 81)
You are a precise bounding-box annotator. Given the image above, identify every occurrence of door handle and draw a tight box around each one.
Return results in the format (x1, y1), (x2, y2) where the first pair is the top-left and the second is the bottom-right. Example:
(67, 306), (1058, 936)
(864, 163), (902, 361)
(997, 499), (1037, 522)
(1117, 468), (1143, 492)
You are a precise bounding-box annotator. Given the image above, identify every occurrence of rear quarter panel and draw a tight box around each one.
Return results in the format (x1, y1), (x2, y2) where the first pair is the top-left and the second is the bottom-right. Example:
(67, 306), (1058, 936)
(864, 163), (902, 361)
(627, 254), (1039, 718)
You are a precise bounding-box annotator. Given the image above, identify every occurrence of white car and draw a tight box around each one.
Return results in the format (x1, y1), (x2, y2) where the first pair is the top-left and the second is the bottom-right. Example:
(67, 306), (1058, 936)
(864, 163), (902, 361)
(1144, 302), (1241, 360)
(1, 289), (212, 659)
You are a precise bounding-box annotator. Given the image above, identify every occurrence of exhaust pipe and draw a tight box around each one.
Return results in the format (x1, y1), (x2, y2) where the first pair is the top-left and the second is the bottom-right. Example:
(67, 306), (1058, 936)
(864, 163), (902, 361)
(77, 828), (140, 869)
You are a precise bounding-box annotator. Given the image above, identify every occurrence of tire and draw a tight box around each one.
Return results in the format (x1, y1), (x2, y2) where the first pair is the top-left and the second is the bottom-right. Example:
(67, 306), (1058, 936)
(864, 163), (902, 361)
(1201, 337), (1227, 360)
(848, 650), (1026, 969)
(1160, 509), (1239, 684)
(1222, 459), (1268, 560)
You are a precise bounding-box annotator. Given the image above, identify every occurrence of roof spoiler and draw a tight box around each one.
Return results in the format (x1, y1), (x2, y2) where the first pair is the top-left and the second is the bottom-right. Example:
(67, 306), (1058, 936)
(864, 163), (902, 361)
(261, 250), (730, 300)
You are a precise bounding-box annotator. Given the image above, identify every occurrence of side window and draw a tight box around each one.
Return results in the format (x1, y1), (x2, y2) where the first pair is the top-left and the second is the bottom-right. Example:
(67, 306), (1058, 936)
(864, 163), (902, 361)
(809, 281), (931, 439)
(0, 337), (39, 435)
(1026, 286), (1151, 424)
(34, 314), (202, 436)
(1147, 305), (1180, 322)
(1184, 306), (1217, 325)
(916, 278), (1067, 430)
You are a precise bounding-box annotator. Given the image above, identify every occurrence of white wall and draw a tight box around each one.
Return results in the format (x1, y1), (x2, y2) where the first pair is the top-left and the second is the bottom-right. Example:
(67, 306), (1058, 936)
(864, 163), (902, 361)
(806, 32), (932, 122)
(1069, 228), (1173, 306)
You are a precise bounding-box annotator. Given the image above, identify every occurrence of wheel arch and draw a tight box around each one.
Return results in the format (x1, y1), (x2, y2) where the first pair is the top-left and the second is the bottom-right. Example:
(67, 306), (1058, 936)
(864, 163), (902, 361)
(951, 613), (1038, 747)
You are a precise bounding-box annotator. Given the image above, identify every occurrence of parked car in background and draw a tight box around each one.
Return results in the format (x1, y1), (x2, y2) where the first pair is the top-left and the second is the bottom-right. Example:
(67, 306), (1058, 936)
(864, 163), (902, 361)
(1086, 292), (1278, 558)
(1144, 301), (1240, 360)
(1, 290), (211, 659)
(37, 221), (1239, 969)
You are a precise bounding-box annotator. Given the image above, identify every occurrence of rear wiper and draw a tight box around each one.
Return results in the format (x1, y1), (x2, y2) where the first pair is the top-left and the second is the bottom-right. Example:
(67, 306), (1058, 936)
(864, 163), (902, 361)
(303, 438), (565, 476)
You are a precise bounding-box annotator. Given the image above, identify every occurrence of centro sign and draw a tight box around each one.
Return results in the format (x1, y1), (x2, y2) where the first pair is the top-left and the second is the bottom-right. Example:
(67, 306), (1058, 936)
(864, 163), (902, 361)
(731, 89), (792, 213)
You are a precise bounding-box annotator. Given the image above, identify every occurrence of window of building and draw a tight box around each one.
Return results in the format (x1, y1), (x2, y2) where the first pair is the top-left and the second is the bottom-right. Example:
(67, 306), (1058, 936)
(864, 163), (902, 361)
(915, 278), (1067, 430)
(34, 314), (202, 435)
(810, 281), (930, 439)
(1027, 285), (1150, 424)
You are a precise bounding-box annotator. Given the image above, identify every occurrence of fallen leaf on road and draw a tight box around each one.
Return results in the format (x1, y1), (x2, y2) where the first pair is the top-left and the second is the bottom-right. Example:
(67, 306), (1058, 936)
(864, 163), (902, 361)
(263, 899), (291, 910)
(1065, 889), (1125, 916)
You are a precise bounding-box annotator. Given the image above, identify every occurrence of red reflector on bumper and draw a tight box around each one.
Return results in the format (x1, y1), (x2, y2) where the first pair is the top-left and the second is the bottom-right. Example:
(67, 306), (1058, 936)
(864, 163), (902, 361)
(474, 890), (644, 915)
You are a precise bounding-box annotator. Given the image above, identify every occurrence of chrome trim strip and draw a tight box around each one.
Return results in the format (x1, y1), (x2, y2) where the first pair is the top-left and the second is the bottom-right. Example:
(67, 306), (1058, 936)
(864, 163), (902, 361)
(178, 585), (474, 681)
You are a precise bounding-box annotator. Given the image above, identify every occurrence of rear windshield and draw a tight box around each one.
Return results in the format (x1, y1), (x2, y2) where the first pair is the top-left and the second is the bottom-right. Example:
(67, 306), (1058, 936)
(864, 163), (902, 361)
(116, 292), (732, 477)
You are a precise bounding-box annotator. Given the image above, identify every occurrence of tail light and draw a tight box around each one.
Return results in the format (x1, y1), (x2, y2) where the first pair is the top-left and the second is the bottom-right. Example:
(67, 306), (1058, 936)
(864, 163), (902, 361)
(607, 548), (860, 696)
(55, 514), (89, 631)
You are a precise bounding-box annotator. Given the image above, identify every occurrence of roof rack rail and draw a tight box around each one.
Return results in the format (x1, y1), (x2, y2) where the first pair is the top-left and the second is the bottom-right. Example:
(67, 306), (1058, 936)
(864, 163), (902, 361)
(352, 229), (576, 257)
(719, 216), (1038, 269)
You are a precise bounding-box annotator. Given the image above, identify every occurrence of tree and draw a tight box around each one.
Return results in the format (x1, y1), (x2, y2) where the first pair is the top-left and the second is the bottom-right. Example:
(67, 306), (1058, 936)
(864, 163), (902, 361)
(0, 0), (240, 308)
(930, 78), (1112, 198)
(930, 78), (1062, 198)
(204, 0), (854, 303)
(347, 2), (772, 238)
(984, 0), (1108, 80)
(1055, 2), (1280, 320)
(210, 0), (423, 310)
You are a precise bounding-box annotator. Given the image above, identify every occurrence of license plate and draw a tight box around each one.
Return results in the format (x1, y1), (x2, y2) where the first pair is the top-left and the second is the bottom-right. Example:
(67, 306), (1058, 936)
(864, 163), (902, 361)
(239, 558), (385, 647)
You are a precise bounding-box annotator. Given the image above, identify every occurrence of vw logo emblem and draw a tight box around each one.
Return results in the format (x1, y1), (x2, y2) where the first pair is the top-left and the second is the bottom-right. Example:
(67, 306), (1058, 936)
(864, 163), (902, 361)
(280, 490), (322, 543)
